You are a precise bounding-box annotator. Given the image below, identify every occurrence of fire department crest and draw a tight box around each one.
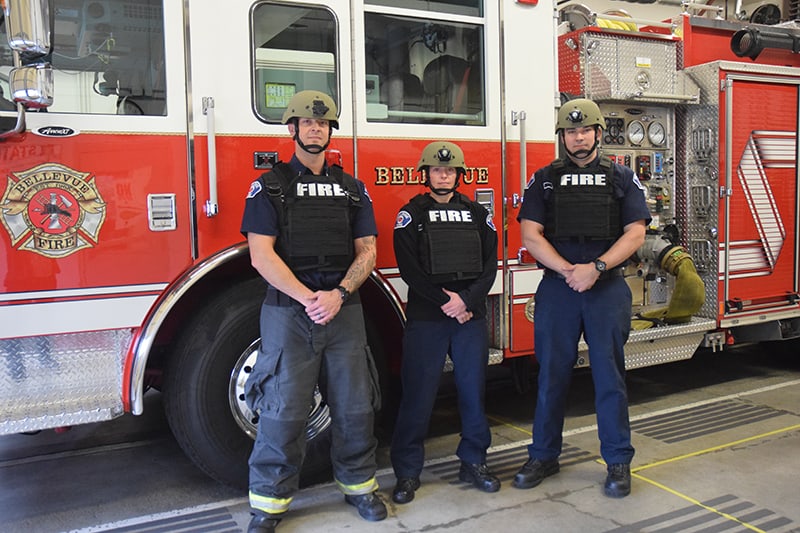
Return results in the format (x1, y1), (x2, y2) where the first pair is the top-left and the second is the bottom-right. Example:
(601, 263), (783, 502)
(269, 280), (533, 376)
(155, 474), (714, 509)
(1, 163), (106, 258)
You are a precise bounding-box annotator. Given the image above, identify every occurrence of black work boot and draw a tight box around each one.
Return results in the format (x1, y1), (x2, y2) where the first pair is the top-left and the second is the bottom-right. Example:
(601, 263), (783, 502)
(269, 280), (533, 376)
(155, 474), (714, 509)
(458, 462), (501, 492)
(392, 477), (421, 504)
(512, 458), (560, 489)
(604, 463), (631, 498)
(344, 491), (388, 521)
(247, 513), (281, 533)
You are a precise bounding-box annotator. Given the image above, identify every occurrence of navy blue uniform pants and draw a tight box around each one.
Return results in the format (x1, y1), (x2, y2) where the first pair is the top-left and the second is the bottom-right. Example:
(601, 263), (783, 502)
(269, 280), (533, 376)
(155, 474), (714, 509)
(246, 302), (379, 506)
(529, 276), (635, 465)
(391, 317), (491, 478)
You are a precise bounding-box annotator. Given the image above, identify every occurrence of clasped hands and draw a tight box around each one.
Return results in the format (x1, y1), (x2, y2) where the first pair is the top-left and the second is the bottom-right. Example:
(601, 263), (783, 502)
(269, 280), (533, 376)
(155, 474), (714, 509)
(561, 262), (600, 293)
(304, 289), (343, 326)
(441, 289), (472, 324)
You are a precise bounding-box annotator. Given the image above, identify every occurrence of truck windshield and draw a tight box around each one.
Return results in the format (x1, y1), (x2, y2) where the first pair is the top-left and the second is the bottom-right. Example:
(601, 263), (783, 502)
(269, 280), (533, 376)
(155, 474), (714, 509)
(364, 6), (485, 125)
(251, 2), (338, 124)
(1, 0), (167, 116)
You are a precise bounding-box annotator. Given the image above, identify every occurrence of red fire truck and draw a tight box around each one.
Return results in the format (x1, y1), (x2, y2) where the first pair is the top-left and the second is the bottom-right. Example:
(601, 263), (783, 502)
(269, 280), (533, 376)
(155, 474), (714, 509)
(1, 0), (798, 488)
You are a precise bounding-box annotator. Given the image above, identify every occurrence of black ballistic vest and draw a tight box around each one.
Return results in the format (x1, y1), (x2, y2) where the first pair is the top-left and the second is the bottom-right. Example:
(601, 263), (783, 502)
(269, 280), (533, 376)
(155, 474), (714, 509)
(411, 193), (483, 282)
(544, 157), (622, 241)
(262, 162), (360, 272)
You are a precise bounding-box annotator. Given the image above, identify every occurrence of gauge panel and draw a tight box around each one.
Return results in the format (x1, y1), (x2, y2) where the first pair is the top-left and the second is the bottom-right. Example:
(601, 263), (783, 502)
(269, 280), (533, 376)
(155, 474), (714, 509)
(627, 120), (645, 145)
(648, 121), (666, 146)
(603, 117), (625, 145)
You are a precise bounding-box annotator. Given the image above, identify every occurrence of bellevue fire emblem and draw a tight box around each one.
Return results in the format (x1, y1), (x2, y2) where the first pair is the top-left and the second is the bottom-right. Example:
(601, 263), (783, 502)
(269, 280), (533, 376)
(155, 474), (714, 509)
(1, 163), (107, 258)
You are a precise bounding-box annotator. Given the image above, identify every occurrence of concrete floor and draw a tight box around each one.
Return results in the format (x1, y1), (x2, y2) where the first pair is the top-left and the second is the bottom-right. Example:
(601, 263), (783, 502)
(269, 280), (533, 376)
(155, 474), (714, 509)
(2, 346), (799, 533)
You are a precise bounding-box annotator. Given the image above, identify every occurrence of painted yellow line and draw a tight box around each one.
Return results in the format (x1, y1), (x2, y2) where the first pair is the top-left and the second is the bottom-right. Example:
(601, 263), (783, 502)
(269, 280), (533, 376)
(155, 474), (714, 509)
(633, 423), (800, 472)
(592, 423), (800, 533)
(486, 414), (532, 436)
(632, 472), (767, 533)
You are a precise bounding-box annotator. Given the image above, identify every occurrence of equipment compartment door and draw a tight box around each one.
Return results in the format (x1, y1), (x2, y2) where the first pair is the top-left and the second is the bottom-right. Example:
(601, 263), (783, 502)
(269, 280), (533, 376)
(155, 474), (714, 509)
(0, 0), (192, 339)
(721, 73), (800, 317)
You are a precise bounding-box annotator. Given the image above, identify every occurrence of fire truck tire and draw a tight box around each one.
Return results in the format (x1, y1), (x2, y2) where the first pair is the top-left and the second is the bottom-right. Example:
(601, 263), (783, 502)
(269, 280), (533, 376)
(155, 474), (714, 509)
(162, 278), (332, 489)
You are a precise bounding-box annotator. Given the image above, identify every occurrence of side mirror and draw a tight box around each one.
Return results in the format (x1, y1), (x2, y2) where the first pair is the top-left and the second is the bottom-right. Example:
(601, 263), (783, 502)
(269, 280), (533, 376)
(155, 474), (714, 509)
(3, 0), (52, 56)
(9, 63), (53, 108)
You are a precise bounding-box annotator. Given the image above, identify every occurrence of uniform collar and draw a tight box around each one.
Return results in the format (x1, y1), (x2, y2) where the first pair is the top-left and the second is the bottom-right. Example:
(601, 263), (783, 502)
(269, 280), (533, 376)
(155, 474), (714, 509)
(565, 155), (601, 170)
(288, 154), (328, 176)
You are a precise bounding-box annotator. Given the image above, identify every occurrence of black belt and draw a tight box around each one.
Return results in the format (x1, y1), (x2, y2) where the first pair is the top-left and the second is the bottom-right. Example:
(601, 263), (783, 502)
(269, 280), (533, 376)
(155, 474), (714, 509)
(264, 288), (295, 307)
(543, 268), (623, 281)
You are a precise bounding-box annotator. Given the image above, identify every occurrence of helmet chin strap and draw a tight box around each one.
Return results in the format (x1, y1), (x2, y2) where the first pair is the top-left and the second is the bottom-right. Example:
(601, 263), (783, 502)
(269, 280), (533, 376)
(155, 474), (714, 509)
(292, 120), (331, 154)
(561, 129), (600, 161)
(426, 169), (462, 196)
(295, 135), (330, 155)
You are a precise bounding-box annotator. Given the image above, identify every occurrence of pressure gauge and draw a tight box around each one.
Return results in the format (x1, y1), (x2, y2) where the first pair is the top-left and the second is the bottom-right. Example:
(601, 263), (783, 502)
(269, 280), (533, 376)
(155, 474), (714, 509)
(627, 120), (645, 145)
(648, 121), (666, 146)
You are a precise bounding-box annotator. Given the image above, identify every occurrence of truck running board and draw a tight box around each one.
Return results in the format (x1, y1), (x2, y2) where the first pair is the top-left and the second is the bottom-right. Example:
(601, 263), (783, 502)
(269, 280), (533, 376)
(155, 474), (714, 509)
(576, 317), (718, 370)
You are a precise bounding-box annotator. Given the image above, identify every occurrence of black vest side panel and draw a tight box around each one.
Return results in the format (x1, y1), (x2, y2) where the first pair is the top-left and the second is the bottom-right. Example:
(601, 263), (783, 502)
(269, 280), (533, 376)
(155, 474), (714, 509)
(412, 194), (483, 282)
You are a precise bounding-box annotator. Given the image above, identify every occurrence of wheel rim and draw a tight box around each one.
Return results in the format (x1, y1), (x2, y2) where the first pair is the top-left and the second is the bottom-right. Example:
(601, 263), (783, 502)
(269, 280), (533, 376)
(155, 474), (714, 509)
(229, 339), (332, 440)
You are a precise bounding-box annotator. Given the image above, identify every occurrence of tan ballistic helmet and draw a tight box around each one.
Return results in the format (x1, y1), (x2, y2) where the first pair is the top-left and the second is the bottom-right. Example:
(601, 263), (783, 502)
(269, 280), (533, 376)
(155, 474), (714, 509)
(281, 90), (340, 129)
(556, 98), (605, 133)
(416, 141), (466, 171)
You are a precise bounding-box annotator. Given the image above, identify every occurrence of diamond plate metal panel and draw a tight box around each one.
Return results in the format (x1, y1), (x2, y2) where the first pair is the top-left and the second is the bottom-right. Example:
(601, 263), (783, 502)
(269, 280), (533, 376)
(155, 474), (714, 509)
(679, 62), (723, 319)
(0, 329), (131, 435)
(579, 32), (678, 100)
(577, 317), (717, 369)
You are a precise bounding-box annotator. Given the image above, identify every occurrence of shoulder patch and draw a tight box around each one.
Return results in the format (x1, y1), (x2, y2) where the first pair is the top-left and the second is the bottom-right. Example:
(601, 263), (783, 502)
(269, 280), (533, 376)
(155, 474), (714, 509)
(361, 182), (373, 203)
(632, 174), (645, 191)
(486, 213), (496, 231)
(395, 210), (412, 229)
(246, 180), (262, 199)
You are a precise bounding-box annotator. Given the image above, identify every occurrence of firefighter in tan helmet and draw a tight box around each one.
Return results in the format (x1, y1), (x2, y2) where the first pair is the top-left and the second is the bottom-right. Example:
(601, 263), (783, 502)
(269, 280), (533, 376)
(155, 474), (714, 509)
(389, 141), (500, 504)
(515, 97), (651, 497)
(241, 90), (384, 532)
(281, 89), (340, 153)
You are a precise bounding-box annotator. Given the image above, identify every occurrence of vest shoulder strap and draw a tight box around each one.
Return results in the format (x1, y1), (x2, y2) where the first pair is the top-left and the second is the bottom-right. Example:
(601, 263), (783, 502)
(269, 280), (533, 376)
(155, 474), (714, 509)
(260, 162), (293, 196)
(598, 156), (618, 188)
(329, 164), (361, 198)
(409, 193), (434, 210)
(328, 163), (344, 180)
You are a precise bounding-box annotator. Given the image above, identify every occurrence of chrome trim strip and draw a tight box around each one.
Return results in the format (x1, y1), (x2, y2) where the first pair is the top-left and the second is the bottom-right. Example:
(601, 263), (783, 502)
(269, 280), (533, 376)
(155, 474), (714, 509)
(129, 243), (247, 414)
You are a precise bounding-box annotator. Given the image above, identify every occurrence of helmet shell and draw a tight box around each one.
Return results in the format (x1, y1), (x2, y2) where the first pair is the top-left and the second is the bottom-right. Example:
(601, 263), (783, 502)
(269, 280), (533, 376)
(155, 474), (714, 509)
(416, 141), (466, 171)
(281, 90), (339, 129)
(556, 98), (605, 133)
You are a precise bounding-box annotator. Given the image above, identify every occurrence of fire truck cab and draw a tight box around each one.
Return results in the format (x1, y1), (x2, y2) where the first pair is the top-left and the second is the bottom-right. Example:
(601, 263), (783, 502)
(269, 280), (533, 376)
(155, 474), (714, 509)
(2, 0), (799, 488)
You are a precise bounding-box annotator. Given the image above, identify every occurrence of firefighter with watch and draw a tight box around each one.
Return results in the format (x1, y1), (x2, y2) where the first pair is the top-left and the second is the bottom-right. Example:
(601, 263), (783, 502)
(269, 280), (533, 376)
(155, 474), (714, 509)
(390, 141), (500, 504)
(240, 90), (384, 533)
(514, 98), (651, 498)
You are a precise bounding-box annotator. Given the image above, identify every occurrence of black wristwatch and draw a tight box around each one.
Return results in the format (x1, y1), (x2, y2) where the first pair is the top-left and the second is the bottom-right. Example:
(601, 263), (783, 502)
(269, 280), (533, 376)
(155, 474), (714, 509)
(336, 285), (350, 302)
(593, 259), (607, 273)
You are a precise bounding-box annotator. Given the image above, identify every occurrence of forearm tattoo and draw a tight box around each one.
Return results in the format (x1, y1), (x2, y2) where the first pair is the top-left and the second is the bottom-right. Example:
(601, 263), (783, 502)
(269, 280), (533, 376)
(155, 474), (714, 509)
(342, 236), (376, 291)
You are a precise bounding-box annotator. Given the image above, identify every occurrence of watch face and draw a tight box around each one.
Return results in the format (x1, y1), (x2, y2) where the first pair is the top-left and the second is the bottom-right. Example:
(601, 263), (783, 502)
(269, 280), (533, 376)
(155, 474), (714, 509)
(595, 260), (607, 272)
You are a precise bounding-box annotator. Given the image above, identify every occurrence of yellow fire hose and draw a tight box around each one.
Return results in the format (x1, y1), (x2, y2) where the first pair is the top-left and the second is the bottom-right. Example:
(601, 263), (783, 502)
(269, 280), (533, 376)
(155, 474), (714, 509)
(632, 245), (705, 330)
